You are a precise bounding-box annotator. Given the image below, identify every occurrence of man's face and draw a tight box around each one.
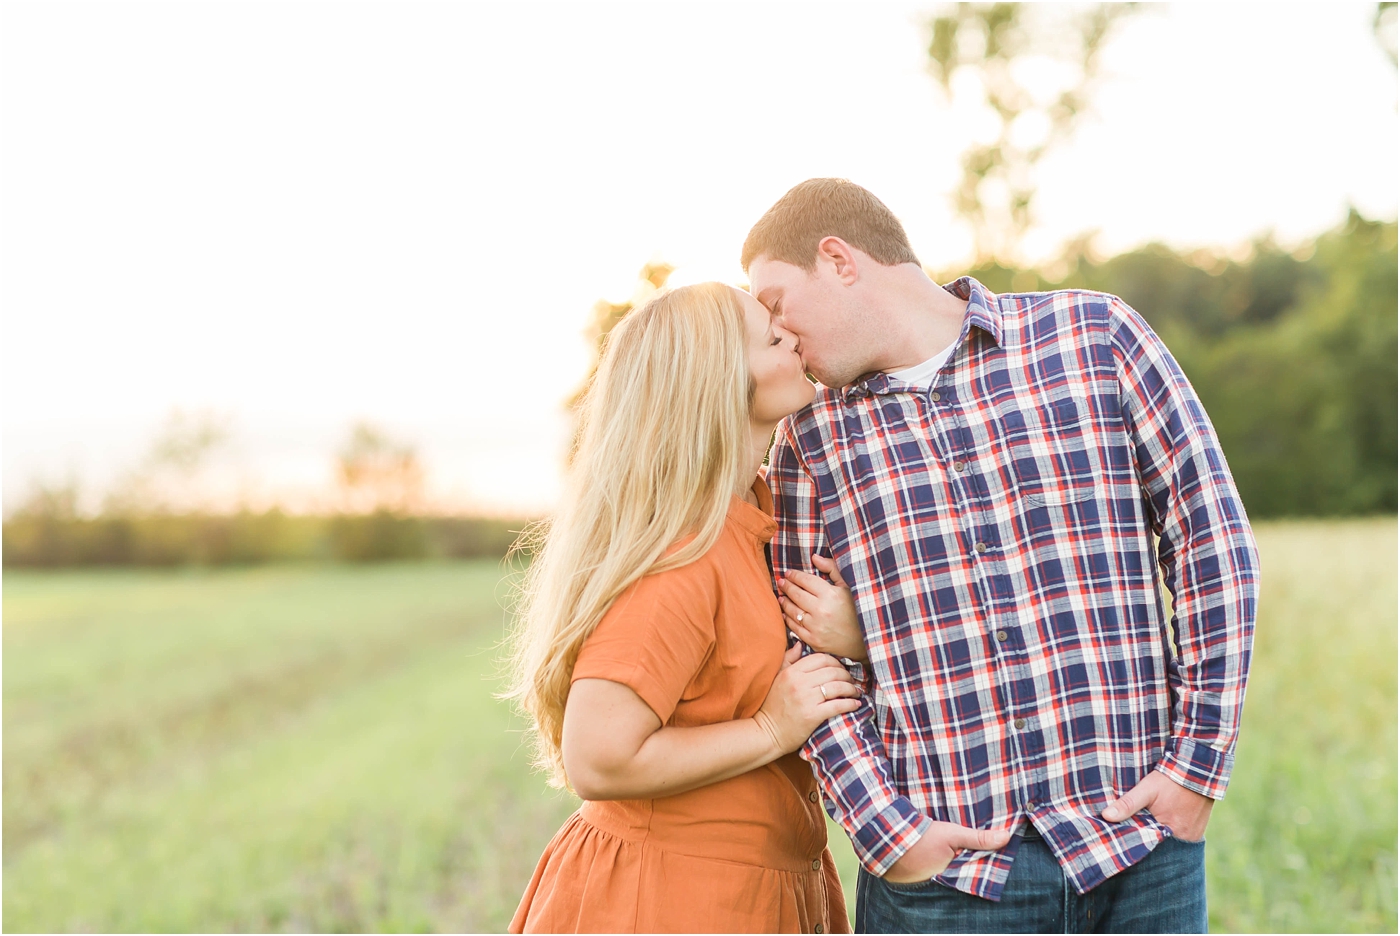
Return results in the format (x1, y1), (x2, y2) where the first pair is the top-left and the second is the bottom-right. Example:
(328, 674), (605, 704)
(748, 255), (863, 388)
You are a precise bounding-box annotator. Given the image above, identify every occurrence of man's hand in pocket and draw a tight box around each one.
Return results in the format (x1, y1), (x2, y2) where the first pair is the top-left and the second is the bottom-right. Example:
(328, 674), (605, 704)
(1101, 771), (1214, 842)
(883, 822), (1013, 884)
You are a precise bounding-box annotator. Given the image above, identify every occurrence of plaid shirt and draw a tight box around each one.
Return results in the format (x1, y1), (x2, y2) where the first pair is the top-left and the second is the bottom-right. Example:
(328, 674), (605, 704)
(768, 277), (1258, 900)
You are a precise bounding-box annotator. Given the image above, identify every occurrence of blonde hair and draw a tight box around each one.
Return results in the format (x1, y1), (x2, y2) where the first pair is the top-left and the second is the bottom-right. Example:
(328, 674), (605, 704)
(502, 282), (752, 787)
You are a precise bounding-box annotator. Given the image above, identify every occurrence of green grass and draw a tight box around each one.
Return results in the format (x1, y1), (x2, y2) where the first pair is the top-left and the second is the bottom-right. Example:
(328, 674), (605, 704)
(3, 519), (1396, 932)
(3, 563), (577, 932)
(1201, 519), (1397, 931)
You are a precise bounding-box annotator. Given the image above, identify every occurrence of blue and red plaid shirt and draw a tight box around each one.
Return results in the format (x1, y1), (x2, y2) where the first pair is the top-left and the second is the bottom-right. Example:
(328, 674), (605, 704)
(768, 277), (1258, 900)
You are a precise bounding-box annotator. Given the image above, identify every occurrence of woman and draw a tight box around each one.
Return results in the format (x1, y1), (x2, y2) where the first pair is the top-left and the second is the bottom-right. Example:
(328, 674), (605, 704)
(504, 282), (865, 933)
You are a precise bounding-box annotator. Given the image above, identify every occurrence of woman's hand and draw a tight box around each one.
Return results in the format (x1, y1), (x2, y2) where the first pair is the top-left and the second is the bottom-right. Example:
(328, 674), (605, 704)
(753, 644), (862, 755)
(779, 554), (868, 662)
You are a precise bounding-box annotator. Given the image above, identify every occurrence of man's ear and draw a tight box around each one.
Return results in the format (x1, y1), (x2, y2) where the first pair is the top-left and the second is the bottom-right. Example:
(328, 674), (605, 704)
(817, 236), (859, 285)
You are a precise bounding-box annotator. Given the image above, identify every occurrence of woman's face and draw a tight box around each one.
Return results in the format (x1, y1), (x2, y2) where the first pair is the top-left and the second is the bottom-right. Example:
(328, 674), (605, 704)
(736, 286), (816, 424)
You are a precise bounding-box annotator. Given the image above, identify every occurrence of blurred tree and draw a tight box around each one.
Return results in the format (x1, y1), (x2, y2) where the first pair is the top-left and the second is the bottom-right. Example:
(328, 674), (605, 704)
(331, 422), (429, 561)
(926, 2), (1137, 262)
(12, 477), (81, 522)
(104, 409), (231, 514)
(565, 260), (674, 455)
(1376, 2), (1397, 68)
(335, 422), (425, 515)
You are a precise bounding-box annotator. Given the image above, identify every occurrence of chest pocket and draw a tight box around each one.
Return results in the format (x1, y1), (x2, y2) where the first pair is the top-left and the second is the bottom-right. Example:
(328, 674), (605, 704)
(1000, 389), (1098, 507)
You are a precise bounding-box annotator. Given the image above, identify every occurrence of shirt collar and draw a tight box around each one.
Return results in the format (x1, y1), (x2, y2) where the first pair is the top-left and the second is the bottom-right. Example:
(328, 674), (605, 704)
(840, 276), (1003, 402)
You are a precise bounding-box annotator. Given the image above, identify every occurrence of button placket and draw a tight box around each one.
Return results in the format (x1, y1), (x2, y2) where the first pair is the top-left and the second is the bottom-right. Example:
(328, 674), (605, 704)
(928, 374), (1039, 820)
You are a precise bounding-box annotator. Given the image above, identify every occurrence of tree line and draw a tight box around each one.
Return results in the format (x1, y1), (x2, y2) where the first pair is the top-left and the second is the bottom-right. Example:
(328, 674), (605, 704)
(952, 211), (1397, 518)
(3, 420), (527, 567)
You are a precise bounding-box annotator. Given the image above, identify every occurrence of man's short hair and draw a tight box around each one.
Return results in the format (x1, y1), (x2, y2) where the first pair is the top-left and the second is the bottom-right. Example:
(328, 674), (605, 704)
(741, 178), (920, 272)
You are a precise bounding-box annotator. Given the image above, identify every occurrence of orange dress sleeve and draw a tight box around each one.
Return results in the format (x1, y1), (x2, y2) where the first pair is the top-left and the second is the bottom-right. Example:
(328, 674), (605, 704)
(571, 560), (719, 724)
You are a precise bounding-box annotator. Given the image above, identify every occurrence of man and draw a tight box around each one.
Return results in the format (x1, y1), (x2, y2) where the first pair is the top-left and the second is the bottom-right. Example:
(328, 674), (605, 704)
(748, 179), (1258, 933)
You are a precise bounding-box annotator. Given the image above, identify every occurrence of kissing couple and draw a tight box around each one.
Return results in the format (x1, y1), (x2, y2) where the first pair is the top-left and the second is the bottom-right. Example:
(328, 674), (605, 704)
(505, 179), (1259, 934)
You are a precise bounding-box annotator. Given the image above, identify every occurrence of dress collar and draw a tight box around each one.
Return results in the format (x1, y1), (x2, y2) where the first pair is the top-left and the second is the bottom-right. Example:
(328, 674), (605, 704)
(729, 474), (777, 544)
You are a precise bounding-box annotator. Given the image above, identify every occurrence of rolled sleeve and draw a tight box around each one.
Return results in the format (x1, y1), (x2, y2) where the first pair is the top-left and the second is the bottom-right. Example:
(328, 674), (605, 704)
(1157, 735), (1234, 800)
(801, 700), (933, 874)
(1111, 296), (1260, 798)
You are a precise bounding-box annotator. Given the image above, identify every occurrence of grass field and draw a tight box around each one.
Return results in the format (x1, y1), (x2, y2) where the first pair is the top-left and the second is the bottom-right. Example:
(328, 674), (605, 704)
(4, 519), (1396, 932)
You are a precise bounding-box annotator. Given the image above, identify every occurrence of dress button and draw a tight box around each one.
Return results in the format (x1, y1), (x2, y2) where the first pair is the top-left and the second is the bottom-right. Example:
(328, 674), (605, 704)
(811, 858), (822, 871)
(1014, 717), (1027, 729)
(809, 790), (820, 803)
(815, 925), (825, 934)
(930, 391), (942, 402)
(996, 630), (1008, 642)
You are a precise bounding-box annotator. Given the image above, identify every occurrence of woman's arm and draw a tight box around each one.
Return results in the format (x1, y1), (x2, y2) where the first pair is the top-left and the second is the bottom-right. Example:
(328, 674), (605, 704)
(562, 646), (861, 801)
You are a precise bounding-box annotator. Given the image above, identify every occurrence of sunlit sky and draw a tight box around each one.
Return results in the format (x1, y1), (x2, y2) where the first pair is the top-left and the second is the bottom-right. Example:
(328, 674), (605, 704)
(3, 2), (1396, 516)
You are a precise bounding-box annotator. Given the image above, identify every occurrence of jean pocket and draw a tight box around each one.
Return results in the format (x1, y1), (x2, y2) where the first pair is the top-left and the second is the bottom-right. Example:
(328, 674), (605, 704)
(881, 875), (945, 895)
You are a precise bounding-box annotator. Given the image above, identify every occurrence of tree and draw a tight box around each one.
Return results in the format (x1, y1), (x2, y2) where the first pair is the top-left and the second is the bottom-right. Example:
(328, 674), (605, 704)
(565, 260), (674, 455)
(335, 421), (425, 515)
(1376, 2), (1397, 68)
(926, 3), (1137, 263)
(104, 409), (231, 514)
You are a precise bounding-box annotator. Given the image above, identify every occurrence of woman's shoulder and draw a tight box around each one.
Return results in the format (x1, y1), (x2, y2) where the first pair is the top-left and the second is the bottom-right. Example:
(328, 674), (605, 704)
(575, 538), (727, 699)
(617, 538), (725, 612)
(596, 499), (764, 633)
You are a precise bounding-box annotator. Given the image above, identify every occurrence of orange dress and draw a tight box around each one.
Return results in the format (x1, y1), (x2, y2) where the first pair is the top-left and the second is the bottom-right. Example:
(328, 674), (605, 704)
(510, 478), (850, 934)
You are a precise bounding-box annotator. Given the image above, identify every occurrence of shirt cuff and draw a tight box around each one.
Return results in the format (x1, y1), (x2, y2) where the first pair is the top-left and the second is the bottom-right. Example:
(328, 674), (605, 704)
(1156, 736), (1234, 800)
(851, 796), (934, 876)
(843, 659), (872, 691)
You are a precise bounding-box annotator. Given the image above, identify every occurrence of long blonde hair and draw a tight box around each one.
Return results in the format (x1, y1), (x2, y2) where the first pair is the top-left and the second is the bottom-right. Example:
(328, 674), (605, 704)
(502, 282), (752, 787)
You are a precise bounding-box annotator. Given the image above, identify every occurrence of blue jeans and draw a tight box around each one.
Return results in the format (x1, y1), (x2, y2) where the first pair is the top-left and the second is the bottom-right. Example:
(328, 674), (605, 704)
(855, 832), (1207, 934)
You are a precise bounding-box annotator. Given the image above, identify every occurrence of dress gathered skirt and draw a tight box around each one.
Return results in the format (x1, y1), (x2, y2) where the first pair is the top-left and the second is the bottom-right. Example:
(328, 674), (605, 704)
(512, 801), (847, 933)
(509, 479), (851, 934)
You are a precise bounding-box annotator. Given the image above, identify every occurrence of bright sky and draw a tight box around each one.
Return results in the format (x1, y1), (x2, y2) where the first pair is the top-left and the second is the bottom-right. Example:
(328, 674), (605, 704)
(2, 2), (1396, 516)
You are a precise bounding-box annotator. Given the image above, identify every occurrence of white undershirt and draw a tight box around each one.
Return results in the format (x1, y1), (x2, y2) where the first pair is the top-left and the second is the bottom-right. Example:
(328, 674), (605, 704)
(885, 341), (956, 388)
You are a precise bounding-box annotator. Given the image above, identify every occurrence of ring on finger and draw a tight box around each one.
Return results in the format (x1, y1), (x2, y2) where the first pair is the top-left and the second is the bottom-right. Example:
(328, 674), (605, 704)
(796, 611), (804, 623)
(819, 683), (829, 701)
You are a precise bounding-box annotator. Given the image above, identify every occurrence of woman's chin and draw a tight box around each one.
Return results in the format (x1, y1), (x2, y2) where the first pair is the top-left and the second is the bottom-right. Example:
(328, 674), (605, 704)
(783, 383), (818, 418)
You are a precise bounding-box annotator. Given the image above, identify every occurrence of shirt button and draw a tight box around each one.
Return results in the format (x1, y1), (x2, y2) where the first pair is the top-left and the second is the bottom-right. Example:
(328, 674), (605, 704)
(975, 541), (988, 553)
(930, 391), (942, 402)
(996, 630), (1008, 642)
(953, 460), (967, 472)
(809, 790), (820, 803)
(811, 858), (822, 871)
(1014, 717), (1027, 729)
